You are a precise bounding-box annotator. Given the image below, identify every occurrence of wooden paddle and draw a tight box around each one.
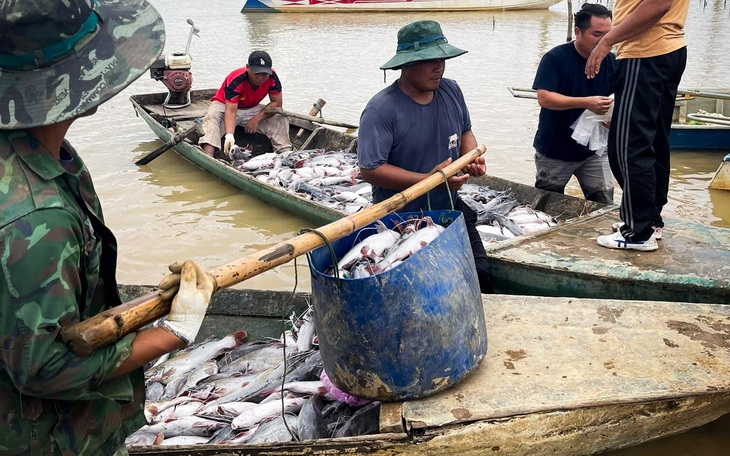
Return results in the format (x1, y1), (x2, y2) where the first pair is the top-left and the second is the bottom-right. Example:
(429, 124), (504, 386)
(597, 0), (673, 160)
(135, 123), (200, 166)
(297, 99), (326, 138)
(265, 107), (358, 129)
(60, 145), (487, 355)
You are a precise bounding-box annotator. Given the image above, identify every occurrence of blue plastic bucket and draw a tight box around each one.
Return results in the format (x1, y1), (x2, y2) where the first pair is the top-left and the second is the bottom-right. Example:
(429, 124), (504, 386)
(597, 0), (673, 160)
(307, 210), (487, 401)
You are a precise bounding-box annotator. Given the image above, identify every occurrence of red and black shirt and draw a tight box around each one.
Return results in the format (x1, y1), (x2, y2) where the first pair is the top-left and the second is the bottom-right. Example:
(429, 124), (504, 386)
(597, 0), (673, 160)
(211, 67), (282, 109)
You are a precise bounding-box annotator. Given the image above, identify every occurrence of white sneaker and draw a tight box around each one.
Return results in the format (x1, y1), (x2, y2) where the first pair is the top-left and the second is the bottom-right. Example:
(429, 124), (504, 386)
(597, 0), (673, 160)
(611, 222), (663, 240)
(597, 231), (659, 251)
(653, 226), (663, 240)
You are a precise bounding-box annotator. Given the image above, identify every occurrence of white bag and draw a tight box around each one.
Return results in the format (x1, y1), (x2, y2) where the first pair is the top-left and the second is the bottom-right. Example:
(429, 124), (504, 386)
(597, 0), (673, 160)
(570, 97), (613, 156)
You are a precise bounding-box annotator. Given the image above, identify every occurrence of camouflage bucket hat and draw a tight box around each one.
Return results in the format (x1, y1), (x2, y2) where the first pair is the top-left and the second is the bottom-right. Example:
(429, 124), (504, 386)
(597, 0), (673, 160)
(380, 20), (467, 70)
(0, 0), (165, 129)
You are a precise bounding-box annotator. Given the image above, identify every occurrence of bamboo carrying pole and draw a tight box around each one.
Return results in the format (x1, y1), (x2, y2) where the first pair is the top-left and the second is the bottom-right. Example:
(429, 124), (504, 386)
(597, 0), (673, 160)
(60, 145), (487, 356)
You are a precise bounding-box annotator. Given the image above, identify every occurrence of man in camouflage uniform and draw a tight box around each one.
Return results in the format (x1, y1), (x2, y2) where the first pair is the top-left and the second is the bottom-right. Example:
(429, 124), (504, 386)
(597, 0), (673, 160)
(0, 1), (215, 454)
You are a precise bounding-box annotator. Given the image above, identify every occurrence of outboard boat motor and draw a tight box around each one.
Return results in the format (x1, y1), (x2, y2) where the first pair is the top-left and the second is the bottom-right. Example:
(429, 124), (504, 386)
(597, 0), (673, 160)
(150, 19), (199, 109)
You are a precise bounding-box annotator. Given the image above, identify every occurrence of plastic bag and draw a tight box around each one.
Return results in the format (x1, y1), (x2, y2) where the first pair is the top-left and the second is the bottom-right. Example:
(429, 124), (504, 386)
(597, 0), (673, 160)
(571, 98), (613, 156)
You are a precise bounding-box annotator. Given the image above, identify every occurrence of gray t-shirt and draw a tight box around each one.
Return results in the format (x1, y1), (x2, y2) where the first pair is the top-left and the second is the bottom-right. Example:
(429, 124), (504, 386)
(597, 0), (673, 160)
(358, 78), (471, 212)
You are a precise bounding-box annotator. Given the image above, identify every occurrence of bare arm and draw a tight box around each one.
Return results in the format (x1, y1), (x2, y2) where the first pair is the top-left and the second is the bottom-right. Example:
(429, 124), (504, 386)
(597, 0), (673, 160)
(537, 89), (613, 114)
(360, 156), (471, 192)
(108, 327), (184, 379)
(224, 101), (238, 135)
(586, 0), (674, 78)
(360, 164), (431, 191)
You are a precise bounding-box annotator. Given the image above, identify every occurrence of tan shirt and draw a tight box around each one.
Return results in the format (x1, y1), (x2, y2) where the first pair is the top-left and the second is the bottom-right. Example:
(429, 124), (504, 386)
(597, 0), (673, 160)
(615, 0), (689, 59)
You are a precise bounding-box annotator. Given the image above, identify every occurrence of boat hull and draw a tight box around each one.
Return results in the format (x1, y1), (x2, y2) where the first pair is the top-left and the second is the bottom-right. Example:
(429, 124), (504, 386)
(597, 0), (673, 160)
(485, 208), (730, 304)
(241, 0), (562, 13)
(119, 286), (730, 456)
(669, 124), (730, 150)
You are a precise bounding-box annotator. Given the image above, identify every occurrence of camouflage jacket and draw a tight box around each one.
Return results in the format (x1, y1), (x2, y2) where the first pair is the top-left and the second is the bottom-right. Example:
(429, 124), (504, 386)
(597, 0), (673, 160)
(0, 131), (144, 455)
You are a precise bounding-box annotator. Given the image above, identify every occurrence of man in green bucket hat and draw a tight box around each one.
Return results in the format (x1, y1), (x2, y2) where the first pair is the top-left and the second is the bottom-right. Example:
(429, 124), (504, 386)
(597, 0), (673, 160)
(358, 20), (493, 293)
(0, 1), (215, 453)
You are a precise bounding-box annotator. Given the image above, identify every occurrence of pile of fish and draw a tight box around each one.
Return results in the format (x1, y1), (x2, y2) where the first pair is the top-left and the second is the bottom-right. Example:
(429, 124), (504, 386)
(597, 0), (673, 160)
(226, 147), (556, 247)
(458, 184), (558, 245)
(226, 147), (371, 215)
(331, 216), (445, 279)
(126, 309), (380, 447)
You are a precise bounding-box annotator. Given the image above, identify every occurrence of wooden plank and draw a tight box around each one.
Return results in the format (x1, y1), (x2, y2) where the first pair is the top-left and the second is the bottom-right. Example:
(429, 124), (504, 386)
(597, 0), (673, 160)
(399, 295), (730, 430)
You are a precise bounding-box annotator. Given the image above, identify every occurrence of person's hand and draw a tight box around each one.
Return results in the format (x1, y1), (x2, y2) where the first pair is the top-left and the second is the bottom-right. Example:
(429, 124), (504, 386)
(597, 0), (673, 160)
(586, 96), (613, 115)
(585, 40), (612, 79)
(158, 260), (215, 345)
(223, 133), (236, 155)
(464, 156), (486, 177)
(431, 157), (470, 191)
(245, 117), (261, 134)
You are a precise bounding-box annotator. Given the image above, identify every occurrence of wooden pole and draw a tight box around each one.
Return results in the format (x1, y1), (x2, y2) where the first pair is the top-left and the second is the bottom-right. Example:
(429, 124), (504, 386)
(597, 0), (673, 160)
(61, 145), (487, 355)
(134, 124), (200, 166)
(566, 0), (574, 42)
(297, 99), (326, 138)
(709, 154), (730, 191)
(266, 107), (358, 129)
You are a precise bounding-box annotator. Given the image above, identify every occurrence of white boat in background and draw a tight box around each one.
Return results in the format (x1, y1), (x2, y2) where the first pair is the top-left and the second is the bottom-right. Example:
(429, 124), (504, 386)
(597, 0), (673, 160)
(241, 0), (562, 13)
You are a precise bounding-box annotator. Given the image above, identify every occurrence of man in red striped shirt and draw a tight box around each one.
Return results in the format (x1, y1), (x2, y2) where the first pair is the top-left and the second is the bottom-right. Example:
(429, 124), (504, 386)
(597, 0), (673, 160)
(200, 50), (292, 157)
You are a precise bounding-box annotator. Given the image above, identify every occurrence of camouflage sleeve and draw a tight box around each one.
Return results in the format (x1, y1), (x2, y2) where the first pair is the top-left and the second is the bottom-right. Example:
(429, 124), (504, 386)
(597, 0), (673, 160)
(0, 208), (137, 402)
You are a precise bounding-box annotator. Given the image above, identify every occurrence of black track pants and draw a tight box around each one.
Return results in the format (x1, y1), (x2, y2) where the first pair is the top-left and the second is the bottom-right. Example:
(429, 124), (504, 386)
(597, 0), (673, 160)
(608, 47), (687, 242)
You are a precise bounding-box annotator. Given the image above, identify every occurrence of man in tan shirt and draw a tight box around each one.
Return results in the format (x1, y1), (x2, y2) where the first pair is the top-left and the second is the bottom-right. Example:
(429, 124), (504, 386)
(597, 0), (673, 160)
(585, 0), (689, 252)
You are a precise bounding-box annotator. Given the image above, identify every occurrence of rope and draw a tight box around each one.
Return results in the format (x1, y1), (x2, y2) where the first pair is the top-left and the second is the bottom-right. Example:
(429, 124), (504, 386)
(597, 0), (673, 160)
(300, 227), (341, 285)
(426, 168), (455, 211)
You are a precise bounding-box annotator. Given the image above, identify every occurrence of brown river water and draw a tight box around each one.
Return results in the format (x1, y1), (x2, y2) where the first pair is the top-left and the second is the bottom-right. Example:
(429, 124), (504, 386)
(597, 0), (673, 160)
(64, 0), (729, 452)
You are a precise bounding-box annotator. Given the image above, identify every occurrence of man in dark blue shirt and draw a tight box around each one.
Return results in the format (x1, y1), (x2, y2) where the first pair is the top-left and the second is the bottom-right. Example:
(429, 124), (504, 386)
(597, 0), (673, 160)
(358, 20), (492, 293)
(532, 3), (616, 204)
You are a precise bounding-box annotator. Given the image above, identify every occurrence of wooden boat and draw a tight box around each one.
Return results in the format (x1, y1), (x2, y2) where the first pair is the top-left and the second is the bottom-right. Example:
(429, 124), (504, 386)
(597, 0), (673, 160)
(119, 285), (730, 455)
(130, 89), (730, 304)
(129, 89), (609, 228)
(130, 89), (359, 226)
(240, 0), (562, 14)
(672, 89), (730, 150)
(508, 87), (730, 151)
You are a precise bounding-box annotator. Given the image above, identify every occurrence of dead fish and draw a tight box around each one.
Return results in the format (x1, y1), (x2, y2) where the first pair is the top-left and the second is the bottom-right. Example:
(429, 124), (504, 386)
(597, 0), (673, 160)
(231, 397), (306, 430)
(197, 401), (259, 423)
(377, 223), (443, 272)
(297, 395), (329, 441)
(333, 401), (380, 438)
(146, 331), (247, 385)
(338, 222), (400, 271)
(124, 430), (163, 446)
(142, 416), (227, 438)
(159, 435), (210, 446)
(295, 309), (316, 353)
(248, 414), (299, 444)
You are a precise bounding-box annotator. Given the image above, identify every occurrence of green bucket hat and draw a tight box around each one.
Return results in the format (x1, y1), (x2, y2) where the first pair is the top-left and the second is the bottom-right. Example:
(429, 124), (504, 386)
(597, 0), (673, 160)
(0, 0), (165, 129)
(380, 20), (467, 70)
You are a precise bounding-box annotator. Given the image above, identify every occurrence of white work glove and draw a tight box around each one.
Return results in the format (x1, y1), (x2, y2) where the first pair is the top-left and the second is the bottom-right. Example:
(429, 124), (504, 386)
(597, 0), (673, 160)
(223, 133), (236, 156)
(157, 260), (215, 345)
